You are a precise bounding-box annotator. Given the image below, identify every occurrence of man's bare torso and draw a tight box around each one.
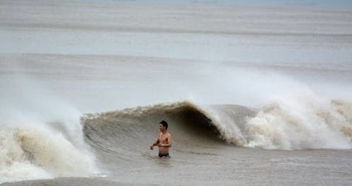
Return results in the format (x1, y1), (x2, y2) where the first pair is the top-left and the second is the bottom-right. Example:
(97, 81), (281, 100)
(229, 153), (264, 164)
(158, 132), (171, 154)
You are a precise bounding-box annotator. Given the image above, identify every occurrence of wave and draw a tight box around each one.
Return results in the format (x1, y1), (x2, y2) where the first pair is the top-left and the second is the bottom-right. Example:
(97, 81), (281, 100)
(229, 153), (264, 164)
(246, 99), (352, 149)
(0, 126), (99, 183)
(1, 99), (351, 184)
(82, 101), (234, 155)
(82, 99), (352, 151)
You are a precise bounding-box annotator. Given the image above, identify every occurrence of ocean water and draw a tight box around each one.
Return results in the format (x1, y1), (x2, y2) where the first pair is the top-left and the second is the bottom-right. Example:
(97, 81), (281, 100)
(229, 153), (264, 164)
(1, 0), (352, 185)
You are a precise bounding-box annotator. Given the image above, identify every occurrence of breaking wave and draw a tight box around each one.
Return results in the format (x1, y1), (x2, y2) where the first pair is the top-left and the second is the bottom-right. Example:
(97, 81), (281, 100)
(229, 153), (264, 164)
(0, 125), (99, 183)
(82, 98), (352, 151)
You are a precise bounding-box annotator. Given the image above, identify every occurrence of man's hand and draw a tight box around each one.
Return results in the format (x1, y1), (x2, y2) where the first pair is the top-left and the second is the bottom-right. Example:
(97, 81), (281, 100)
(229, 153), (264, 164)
(150, 139), (159, 150)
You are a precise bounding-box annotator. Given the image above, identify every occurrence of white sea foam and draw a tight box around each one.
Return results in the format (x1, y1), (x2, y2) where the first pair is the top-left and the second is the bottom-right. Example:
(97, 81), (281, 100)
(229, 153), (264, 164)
(0, 77), (99, 183)
(244, 97), (352, 149)
(0, 126), (98, 183)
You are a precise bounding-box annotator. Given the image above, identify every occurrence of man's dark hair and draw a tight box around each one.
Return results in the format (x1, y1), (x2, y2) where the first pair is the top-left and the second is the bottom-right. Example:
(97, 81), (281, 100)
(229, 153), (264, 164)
(160, 120), (168, 129)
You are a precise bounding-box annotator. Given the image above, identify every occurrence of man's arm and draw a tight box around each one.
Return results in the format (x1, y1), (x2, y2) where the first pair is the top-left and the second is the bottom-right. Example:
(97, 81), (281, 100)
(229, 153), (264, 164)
(150, 138), (160, 150)
(152, 138), (160, 146)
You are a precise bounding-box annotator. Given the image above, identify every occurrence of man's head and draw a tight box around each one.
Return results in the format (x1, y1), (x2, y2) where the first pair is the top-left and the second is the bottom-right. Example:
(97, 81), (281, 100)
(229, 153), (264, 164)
(159, 120), (168, 132)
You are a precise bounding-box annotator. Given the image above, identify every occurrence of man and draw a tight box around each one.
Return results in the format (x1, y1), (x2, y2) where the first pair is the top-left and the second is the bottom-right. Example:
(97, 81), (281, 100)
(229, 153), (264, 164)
(150, 120), (172, 158)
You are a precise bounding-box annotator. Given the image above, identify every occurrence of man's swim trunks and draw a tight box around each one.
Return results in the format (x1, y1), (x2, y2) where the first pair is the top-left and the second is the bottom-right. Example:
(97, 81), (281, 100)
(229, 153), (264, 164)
(158, 153), (170, 158)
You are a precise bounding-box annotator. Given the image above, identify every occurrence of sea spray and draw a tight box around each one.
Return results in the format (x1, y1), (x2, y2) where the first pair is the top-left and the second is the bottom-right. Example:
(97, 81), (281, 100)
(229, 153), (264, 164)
(0, 77), (99, 183)
(0, 126), (98, 183)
